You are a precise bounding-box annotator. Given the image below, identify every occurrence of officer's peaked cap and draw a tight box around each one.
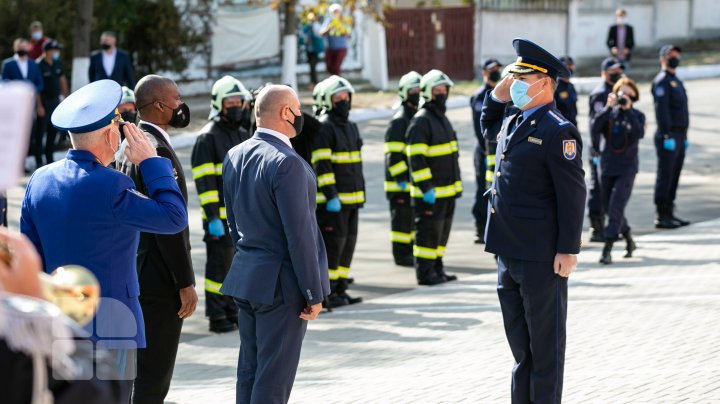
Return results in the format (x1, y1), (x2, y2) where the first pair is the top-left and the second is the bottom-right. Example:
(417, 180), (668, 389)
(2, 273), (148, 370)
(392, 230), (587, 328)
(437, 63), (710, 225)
(508, 38), (570, 80)
(51, 79), (121, 133)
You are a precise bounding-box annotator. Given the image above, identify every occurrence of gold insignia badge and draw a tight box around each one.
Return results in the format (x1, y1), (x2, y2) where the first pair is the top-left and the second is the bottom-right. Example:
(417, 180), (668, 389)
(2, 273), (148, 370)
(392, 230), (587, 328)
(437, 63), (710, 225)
(528, 137), (543, 145)
(560, 91), (568, 99)
(670, 81), (678, 88)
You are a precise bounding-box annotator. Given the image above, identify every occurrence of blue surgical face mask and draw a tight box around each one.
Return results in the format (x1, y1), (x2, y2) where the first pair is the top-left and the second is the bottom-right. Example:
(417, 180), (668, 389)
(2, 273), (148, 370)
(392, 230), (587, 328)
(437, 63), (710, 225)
(510, 78), (545, 109)
(52, 52), (60, 61)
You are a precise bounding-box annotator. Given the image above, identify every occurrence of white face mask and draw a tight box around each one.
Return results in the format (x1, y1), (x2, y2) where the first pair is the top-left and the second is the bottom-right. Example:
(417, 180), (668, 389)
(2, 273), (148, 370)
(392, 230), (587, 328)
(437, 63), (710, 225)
(107, 129), (123, 163)
(617, 17), (626, 24)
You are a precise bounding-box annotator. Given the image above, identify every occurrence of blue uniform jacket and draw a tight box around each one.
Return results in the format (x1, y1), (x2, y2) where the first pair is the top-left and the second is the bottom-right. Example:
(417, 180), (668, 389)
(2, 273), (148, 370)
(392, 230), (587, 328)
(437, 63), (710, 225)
(481, 97), (586, 261)
(88, 49), (135, 88)
(554, 79), (578, 126)
(1, 57), (43, 93)
(470, 84), (493, 146)
(20, 150), (188, 348)
(652, 70), (689, 138)
(220, 132), (331, 306)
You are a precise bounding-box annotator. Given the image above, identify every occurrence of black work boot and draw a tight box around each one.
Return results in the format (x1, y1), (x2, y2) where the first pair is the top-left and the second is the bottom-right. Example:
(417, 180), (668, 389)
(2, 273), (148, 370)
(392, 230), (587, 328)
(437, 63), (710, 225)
(417, 268), (447, 286)
(599, 241), (614, 265)
(590, 217), (605, 242)
(434, 258), (457, 281)
(474, 225), (485, 244)
(622, 231), (636, 258)
(669, 204), (690, 227)
(655, 205), (679, 229)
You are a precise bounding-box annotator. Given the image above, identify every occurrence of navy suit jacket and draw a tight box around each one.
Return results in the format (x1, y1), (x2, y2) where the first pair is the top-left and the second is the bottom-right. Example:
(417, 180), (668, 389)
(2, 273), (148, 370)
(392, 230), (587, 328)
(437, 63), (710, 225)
(220, 132), (330, 306)
(1, 57), (43, 92)
(481, 97), (586, 261)
(20, 150), (187, 348)
(88, 49), (135, 88)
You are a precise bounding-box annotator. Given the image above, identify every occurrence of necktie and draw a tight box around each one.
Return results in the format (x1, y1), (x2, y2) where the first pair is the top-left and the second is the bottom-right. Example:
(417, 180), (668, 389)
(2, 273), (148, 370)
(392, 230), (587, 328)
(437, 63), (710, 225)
(506, 114), (523, 147)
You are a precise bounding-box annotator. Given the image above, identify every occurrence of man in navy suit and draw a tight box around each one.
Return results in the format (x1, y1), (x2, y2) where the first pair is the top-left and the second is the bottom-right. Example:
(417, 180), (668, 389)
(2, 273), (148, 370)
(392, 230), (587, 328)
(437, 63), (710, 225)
(221, 85), (330, 404)
(88, 31), (135, 88)
(2, 38), (45, 169)
(481, 38), (586, 403)
(20, 79), (188, 403)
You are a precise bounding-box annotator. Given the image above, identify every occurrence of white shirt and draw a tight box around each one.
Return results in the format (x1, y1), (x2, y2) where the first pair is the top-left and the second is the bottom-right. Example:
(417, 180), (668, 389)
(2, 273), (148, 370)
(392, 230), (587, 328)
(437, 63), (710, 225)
(140, 120), (172, 147)
(102, 49), (116, 77)
(13, 54), (28, 78)
(257, 127), (293, 148)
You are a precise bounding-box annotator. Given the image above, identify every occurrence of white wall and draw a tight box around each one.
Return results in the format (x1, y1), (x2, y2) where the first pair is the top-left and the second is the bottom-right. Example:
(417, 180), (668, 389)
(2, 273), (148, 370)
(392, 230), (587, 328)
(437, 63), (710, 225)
(477, 11), (568, 66)
(656, 0), (690, 40)
(692, 0), (720, 31)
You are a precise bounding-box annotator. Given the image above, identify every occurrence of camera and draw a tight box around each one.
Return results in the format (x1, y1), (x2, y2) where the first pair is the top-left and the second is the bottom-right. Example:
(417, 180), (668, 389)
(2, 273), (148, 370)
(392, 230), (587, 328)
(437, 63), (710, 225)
(617, 92), (628, 106)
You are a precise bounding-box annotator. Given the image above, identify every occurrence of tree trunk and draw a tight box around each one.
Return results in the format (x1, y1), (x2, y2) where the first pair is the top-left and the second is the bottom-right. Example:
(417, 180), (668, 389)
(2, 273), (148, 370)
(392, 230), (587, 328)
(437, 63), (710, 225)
(281, 0), (298, 90)
(71, 0), (93, 92)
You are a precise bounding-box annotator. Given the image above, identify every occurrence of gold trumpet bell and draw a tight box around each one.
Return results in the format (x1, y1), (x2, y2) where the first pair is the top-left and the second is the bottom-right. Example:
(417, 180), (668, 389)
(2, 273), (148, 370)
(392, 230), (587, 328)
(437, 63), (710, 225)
(40, 265), (101, 326)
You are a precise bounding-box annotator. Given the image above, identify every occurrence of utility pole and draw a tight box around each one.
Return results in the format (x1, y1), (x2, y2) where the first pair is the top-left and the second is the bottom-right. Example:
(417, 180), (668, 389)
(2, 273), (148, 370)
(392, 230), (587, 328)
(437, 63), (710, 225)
(71, 0), (93, 92)
(280, 0), (298, 89)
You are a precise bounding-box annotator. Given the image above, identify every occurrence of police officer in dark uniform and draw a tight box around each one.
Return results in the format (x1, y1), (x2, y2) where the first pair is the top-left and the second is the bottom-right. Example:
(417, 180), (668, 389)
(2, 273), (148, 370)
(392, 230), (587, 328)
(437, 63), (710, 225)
(554, 56), (577, 126)
(407, 69), (462, 286)
(37, 39), (69, 165)
(191, 76), (251, 333)
(587, 57), (625, 242)
(481, 38), (586, 403)
(384, 71), (421, 266)
(470, 58), (502, 244)
(652, 44), (690, 229)
(591, 77), (644, 264)
(312, 75), (364, 307)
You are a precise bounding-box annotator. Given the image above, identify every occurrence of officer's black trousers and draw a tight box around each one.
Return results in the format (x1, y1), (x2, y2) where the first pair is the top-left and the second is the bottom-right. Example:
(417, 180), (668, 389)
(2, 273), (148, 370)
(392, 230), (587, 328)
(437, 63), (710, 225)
(472, 143), (488, 230)
(497, 255), (567, 404)
(133, 295), (184, 404)
(587, 158), (604, 220)
(317, 207), (359, 294)
(654, 131), (686, 206)
(602, 173), (635, 240)
(414, 198), (454, 280)
(389, 194), (414, 264)
(205, 235), (237, 321)
(42, 99), (60, 165)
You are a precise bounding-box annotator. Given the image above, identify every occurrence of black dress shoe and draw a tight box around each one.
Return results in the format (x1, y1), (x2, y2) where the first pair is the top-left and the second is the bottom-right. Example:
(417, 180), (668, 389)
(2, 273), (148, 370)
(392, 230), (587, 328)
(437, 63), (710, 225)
(327, 294), (349, 308)
(474, 235), (485, 244)
(655, 217), (679, 229)
(210, 319), (238, 333)
(336, 292), (363, 305)
(418, 275), (447, 286)
(590, 230), (605, 242)
(671, 216), (690, 227)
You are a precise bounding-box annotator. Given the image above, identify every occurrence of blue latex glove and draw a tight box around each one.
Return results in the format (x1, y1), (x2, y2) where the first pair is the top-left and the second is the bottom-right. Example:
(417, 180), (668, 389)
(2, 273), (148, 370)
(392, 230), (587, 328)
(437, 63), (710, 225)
(684, 139), (689, 150)
(326, 197), (342, 212)
(423, 188), (436, 205)
(398, 181), (408, 191)
(208, 218), (225, 237)
(591, 156), (600, 166)
(663, 138), (676, 151)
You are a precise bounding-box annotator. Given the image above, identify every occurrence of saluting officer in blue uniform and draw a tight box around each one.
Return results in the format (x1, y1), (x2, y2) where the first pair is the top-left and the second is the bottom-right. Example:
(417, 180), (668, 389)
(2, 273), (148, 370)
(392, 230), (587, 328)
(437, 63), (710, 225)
(481, 38), (586, 403)
(652, 44), (690, 229)
(20, 79), (188, 403)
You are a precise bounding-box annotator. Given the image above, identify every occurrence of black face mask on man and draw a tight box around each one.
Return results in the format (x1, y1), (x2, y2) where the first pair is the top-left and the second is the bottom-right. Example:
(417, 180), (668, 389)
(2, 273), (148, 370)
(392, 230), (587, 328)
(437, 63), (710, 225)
(406, 93), (420, 108)
(16, 49), (28, 57)
(431, 93), (448, 114)
(224, 106), (243, 124)
(488, 70), (502, 83)
(120, 111), (137, 124)
(286, 110), (304, 136)
(331, 100), (350, 120)
(168, 102), (191, 128)
(667, 57), (680, 69)
(608, 72), (623, 84)
(101, 43), (112, 51)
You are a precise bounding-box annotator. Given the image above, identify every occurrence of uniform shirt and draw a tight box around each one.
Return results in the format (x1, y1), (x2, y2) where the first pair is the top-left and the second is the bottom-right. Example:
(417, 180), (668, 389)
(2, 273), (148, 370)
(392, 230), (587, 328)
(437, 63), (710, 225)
(481, 96), (586, 260)
(383, 103), (416, 198)
(554, 79), (578, 126)
(139, 120), (171, 145)
(652, 70), (689, 136)
(38, 58), (64, 101)
(591, 106), (645, 176)
(13, 54), (28, 78)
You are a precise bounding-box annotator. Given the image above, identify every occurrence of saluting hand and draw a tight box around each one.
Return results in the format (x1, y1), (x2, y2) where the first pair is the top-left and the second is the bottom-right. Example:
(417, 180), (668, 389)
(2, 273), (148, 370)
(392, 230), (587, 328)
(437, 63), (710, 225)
(491, 75), (514, 103)
(123, 122), (157, 165)
(299, 303), (322, 321)
(554, 253), (577, 278)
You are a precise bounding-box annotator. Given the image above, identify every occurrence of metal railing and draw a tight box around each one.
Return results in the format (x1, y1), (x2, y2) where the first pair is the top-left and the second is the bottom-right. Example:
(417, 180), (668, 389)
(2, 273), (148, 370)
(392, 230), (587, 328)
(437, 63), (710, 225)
(479, 0), (570, 12)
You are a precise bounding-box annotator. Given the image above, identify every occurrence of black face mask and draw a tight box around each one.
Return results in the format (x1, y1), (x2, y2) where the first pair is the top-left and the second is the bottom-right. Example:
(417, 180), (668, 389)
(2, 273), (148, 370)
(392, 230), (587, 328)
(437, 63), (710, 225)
(101, 43), (112, 51)
(168, 102), (190, 128)
(16, 50), (28, 57)
(431, 94), (448, 114)
(406, 93), (420, 108)
(608, 72), (622, 84)
(286, 111), (304, 136)
(120, 111), (137, 124)
(331, 100), (350, 120)
(667, 57), (680, 69)
(224, 106), (243, 124)
(488, 70), (502, 83)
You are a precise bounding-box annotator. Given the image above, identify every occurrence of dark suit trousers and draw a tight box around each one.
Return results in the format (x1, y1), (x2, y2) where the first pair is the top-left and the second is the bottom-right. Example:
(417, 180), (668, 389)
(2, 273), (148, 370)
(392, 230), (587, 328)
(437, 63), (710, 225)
(132, 295), (183, 404)
(234, 295), (307, 404)
(472, 143), (488, 229)
(497, 256), (567, 404)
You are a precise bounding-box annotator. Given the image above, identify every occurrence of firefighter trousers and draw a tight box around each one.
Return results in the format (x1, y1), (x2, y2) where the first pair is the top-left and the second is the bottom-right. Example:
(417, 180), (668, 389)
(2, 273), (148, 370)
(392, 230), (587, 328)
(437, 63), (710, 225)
(317, 207), (359, 294)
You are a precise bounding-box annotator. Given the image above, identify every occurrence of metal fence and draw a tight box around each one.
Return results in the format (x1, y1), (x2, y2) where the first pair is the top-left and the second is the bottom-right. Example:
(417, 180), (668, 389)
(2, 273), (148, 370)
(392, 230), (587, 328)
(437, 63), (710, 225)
(479, 0), (570, 12)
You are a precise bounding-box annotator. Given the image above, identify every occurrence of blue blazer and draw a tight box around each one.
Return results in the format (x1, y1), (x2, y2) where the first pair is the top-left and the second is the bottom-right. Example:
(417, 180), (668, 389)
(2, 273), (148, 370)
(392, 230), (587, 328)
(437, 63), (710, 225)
(481, 97), (586, 262)
(88, 49), (135, 88)
(220, 132), (330, 306)
(20, 150), (188, 348)
(1, 57), (43, 92)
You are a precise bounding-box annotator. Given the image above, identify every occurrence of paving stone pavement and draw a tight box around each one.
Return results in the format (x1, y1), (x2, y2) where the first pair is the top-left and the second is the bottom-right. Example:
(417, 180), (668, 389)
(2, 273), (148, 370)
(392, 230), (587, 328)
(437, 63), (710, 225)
(166, 218), (720, 403)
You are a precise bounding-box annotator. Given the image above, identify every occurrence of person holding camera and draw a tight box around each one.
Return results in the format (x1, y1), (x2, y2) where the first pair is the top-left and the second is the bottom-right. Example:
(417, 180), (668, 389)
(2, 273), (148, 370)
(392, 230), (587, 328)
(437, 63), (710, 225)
(591, 77), (645, 264)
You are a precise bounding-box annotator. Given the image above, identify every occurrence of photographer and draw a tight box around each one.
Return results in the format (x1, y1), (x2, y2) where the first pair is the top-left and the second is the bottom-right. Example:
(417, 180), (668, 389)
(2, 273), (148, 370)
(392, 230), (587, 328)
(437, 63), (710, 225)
(591, 77), (645, 264)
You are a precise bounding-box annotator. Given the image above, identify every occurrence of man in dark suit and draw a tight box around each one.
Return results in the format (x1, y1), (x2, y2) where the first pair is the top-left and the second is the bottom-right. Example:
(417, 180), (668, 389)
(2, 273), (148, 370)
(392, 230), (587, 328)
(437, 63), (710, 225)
(88, 31), (135, 88)
(221, 85), (330, 404)
(120, 75), (197, 404)
(606, 8), (634, 65)
(481, 38), (586, 403)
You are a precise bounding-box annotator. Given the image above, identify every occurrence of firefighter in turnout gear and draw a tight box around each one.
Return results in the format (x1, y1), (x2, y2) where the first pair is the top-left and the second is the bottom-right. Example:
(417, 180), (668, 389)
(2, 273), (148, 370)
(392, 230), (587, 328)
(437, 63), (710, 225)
(191, 75), (252, 333)
(312, 75), (364, 307)
(385, 71), (422, 267)
(407, 70), (462, 286)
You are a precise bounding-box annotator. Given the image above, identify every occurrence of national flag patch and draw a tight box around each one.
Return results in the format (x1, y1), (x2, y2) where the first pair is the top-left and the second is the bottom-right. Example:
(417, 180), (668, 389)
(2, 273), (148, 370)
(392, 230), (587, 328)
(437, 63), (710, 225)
(563, 140), (577, 160)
